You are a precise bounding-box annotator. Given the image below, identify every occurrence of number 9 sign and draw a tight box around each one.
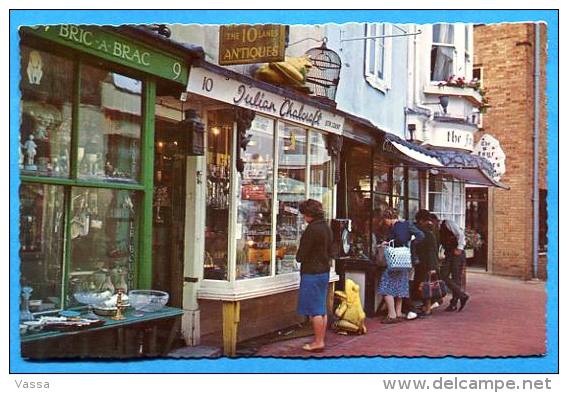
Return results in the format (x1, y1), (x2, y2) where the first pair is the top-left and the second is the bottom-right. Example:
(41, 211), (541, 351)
(172, 62), (182, 80)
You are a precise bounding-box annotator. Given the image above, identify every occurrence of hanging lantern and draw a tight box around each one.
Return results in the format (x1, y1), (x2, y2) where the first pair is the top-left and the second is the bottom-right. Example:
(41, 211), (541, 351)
(304, 38), (342, 102)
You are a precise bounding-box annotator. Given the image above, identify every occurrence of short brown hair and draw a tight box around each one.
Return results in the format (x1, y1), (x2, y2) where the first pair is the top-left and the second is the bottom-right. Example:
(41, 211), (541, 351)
(381, 207), (398, 220)
(299, 199), (324, 219)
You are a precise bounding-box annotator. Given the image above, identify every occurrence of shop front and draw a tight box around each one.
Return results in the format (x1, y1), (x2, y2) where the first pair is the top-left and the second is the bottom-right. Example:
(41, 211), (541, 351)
(17, 25), (199, 358)
(179, 62), (349, 355)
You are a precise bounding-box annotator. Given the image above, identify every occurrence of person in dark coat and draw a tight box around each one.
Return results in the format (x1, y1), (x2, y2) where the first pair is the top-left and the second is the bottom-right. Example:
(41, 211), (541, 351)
(296, 199), (333, 352)
(414, 209), (440, 317)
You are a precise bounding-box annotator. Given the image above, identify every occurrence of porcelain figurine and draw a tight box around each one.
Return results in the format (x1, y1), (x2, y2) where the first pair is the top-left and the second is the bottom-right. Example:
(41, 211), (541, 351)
(24, 135), (38, 170)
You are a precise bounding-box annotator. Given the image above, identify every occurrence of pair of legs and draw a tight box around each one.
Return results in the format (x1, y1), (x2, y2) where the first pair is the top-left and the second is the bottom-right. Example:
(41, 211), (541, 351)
(442, 252), (468, 310)
(384, 295), (403, 319)
(305, 314), (327, 350)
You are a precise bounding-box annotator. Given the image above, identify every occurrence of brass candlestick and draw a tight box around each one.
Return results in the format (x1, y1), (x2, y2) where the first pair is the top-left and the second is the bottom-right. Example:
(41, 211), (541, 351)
(111, 289), (126, 320)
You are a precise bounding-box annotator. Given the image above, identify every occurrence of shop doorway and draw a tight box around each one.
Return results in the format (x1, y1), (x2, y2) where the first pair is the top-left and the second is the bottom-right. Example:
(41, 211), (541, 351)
(465, 187), (488, 270)
(152, 118), (186, 307)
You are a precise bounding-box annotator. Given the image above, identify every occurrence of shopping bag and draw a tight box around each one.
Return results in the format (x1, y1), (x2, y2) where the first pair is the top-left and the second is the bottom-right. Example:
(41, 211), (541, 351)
(384, 241), (412, 270)
(373, 245), (388, 268)
(419, 271), (448, 300)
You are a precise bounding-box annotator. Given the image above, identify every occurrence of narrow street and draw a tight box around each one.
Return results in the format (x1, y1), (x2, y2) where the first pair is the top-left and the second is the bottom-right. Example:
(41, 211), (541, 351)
(254, 272), (547, 358)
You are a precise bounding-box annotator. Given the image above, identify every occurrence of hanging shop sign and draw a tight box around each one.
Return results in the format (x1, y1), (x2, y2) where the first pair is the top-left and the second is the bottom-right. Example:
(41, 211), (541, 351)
(186, 67), (344, 135)
(428, 124), (475, 151)
(21, 25), (189, 84)
(219, 24), (287, 65)
(473, 134), (506, 181)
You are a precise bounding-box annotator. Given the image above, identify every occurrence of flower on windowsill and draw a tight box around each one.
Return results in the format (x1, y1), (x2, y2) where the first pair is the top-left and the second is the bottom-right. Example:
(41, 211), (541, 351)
(438, 75), (490, 113)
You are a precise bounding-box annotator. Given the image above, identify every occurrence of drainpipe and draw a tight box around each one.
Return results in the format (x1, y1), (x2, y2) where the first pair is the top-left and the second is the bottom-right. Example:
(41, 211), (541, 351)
(532, 23), (541, 280)
(412, 25), (434, 140)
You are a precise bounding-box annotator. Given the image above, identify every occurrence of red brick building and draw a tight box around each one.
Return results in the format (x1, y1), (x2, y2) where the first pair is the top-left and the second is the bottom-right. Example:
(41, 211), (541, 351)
(471, 23), (548, 279)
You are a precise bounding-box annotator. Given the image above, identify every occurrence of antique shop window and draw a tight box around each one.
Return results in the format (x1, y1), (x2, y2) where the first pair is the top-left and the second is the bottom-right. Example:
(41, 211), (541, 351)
(364, 23), (392, 92)
(429, 175), (465, 228)
(19, 46), (73, 178)
(309, 131), (333, 219)
(68, 188), (138, 305)
(236, 116), (275, 279)
(204, 110), (233, 280)
(346, 145), (372, 259)
(78, 65), (141, 183)
(19, 43), (150, 314)
(431, 23), (455, 81)
(276, 122), (307, 275)
(19, 184), (65, 312)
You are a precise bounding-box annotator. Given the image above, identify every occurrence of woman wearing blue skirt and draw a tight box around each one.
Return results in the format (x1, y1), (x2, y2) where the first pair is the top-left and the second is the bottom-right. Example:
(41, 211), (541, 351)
(378, 208), (424, 324)
(296, 199), (333, 352)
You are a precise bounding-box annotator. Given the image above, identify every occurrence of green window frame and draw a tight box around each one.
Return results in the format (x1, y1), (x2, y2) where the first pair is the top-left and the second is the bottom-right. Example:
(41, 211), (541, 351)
(19, 40), (155, 312)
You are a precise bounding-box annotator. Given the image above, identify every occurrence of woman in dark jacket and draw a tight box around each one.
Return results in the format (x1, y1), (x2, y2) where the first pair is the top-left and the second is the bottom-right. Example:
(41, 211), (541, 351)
(414, 209), (440, 317)
(296, 199), (333, 352)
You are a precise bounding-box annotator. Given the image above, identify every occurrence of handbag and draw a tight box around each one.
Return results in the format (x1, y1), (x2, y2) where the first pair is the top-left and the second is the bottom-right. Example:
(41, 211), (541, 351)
(419, 271), (448, 300)
(384, 241), (412, 270)
(373, 244), (388, 268)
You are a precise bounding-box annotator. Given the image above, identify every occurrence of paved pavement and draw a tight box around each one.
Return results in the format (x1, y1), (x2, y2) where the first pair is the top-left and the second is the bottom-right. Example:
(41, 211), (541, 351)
(254, 272), (547, 358)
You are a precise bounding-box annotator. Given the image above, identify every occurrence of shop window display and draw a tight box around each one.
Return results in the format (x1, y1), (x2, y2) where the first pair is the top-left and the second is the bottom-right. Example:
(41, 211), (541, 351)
(18, 46), (147, 316)
(204, 111), (233, 280)
(309, 131), (333, 219)
(78, 65), (141, 183)
(68, 188), (138, 304)
(19, 46), (73, 178)
(19, 184), (65, 312)
(408, 168), (420, 220)
(237, 116), (275, 279)
(276, 123), (307, 275)
(392, 165), (406, 219)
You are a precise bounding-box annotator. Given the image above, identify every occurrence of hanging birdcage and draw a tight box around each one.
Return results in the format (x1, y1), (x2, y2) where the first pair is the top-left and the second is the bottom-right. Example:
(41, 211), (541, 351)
(304, 38), (342, 102)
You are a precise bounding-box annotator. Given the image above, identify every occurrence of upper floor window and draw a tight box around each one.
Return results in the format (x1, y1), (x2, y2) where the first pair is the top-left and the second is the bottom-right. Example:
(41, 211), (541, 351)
(364, 23), (392, 92)
(431, 24), (455, 81)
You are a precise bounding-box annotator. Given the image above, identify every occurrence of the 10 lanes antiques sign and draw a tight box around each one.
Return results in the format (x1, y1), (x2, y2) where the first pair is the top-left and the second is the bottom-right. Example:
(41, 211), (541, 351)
(219, 24), (287, 65)
(186, 67), (344, 135)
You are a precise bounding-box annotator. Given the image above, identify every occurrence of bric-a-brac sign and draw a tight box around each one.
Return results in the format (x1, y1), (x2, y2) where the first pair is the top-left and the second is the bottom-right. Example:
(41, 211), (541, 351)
(473, 134), (506, 181)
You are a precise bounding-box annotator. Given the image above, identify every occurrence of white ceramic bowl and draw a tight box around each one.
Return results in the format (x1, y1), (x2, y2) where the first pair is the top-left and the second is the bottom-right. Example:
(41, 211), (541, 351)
(128, 290), (169, 313)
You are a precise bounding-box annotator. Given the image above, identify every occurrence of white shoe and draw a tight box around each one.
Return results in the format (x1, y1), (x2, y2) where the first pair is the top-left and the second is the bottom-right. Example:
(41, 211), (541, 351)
(431, 302), (440, 310)
(406, 311), (418, 320)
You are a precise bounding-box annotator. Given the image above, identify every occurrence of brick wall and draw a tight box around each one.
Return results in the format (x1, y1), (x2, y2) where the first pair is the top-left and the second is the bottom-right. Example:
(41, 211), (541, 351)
(474, 23), (548, 279)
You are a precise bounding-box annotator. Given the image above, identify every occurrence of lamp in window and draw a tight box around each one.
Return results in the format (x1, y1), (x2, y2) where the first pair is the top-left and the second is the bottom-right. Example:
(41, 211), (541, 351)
(438, 95), (450, 114)
(304, 38), (342, 102)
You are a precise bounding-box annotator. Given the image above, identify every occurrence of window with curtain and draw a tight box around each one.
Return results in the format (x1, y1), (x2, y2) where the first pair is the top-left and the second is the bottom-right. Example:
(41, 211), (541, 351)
(365, 23), (392, 91)
(431, 24), (455, 81)
(428, 175), (465, 228)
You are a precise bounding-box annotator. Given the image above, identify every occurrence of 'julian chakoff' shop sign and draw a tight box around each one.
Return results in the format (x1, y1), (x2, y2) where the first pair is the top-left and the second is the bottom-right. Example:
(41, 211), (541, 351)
(186, 67), (345, 135)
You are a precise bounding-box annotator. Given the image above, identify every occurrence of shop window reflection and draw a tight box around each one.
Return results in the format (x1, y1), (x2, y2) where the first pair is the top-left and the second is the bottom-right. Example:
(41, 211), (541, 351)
(276, 123), (307, 275)
(204, 111), (232, 280)
(236, 116), (274, 279)
(78, 66), (141, 182)
(19, 184), (65, 312)
(19, 46), (73, 178)
(68, 188), (138, 304)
